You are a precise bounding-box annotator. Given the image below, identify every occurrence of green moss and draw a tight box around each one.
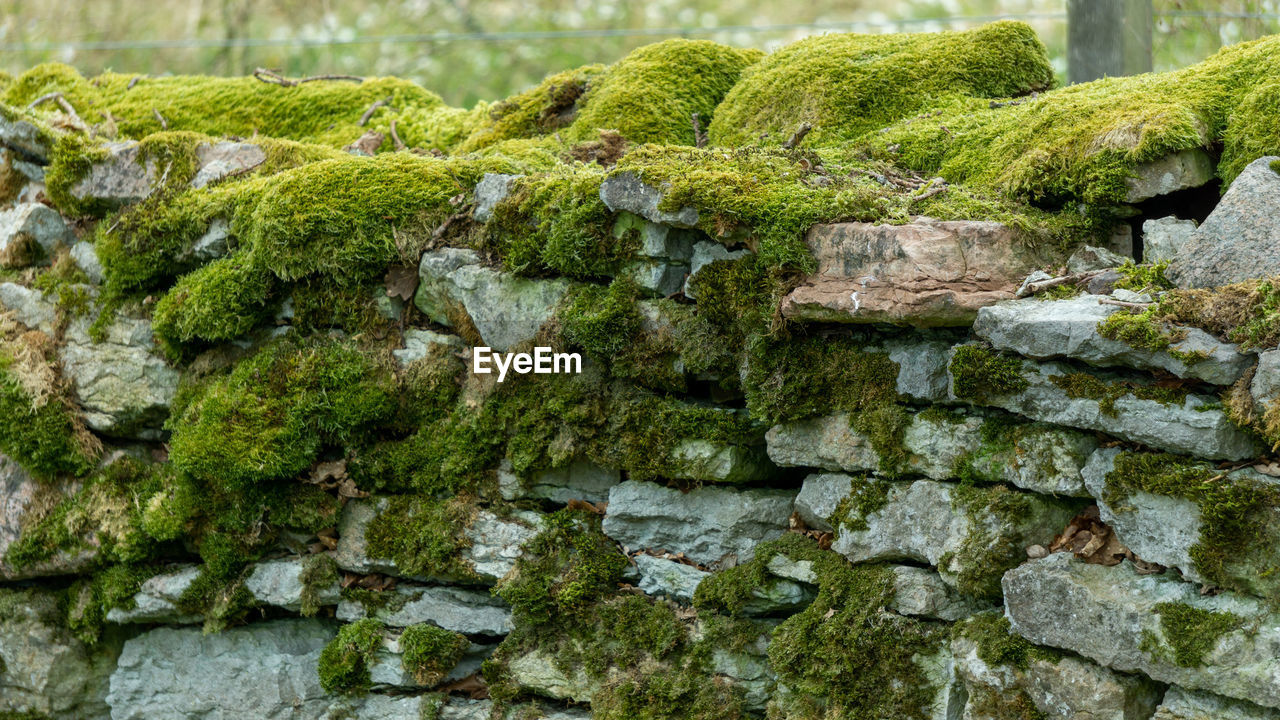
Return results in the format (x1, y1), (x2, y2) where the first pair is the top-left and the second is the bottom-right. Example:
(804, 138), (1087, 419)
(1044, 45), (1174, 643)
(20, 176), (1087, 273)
(569, 39), (761, 146)
(0, 345), (98, 479)
(496, 508), (627, 627)
(363, 495), (479, 580)
(710, 22), (1052, 148)
(4, 63), (450, 150)
(400, 623), (469, 686)
(1143, 602), (1243, 668)
(949, 483), (1063, 600)
(63, 563), (162, 644)
(954, 612), (1061, 672)
(963, 686), (1048, 720)
(318, 618), (385, 695)
(743, 334), (901, 425)
(1049, 371), (1191, 417)
(150, 251), (275, 355)
(340, 587), (415, 616)
(558, 279), (644, 360)
(828, 475), (892, 534)
(1114, 260), (1173, 293)
(949, 345), (1028, 401)
(1105, 451), (1280, 596)
(485, 166), (631, 278)
(613, 145), (1097, 273)
(457, 65), (605, 153)
(1096, 310), (1181, 352)
(1153, 277), (1280, 351)
(868, 34), (1280, 204)
(168, 336), (395, 487)
(299, 554), (339, 618)
(762, 536), (947, 720)
(592, 669), (745, 720)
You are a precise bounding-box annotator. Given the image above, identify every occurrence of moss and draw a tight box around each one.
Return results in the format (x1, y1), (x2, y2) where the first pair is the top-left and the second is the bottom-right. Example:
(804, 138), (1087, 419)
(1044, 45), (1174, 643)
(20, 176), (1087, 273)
(63, 563), (161, 644)
(399, 623), (469, 686)
(485, 166), (632, 279)
(762, 536), (947, 720)
(289, 278), (398, 339)
(1152, 277), (1280, 351)
(949, 483), (1064, 601)
(592, 669), (745, 720)
(0, 341), (99, 479)
(1114, 260), (1173, 293)
(828, 475), (892, 534)
(4, 63), (450, 151)
(1096, 310), (1181, 352)
(569, 39), (761, 147)
(318, 618), (385, 695)
(150, 251), (275, 355)
(4, 456), (170, 573)
(168, 336), (395, 488)
(340, 587), (415, 616)
(496, 508), (628, 627)
(299, 554), (339, 618)
(363, 495), (479, 580)
(613, 145), (1098, 273)
(1105, 451), (1280, 596)
(743, 334), (901, 425)
(457, 65), (605, 153)
(949, 345), (1028, 401)
(1144, 602), (1243, 668)
(710, 22), (1053, 148)
(558, 279), (644, 361)
(963, 686), (1048, 720)
(954, 612), (1060, 672)
(867, 34), (1280, 204)
(1049, 371), (1191, 417)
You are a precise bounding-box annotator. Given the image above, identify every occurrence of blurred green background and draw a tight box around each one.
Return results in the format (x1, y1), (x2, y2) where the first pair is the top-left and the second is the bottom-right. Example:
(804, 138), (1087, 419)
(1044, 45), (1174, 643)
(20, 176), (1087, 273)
(1, 0), (1277, 107)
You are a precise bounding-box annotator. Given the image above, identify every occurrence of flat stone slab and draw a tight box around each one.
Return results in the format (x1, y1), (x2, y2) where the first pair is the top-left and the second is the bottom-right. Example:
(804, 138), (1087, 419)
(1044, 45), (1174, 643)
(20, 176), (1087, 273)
(974, 294), (1254, 385)
(336, 585), (512, 636)
(1125, 149), (1216, 203)
(781, 217), (1055, 327)
(1005, 554), (1280, 711)
(601, 480), (795, 566)
(948, 349), (1261, 461)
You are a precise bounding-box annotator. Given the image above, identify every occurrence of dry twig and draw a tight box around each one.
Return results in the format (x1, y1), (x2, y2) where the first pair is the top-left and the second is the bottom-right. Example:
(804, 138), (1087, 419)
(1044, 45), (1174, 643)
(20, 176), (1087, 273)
(252, 68), (364, 87)
(359, 98), (389, 127)
(783, 122), (813, 150)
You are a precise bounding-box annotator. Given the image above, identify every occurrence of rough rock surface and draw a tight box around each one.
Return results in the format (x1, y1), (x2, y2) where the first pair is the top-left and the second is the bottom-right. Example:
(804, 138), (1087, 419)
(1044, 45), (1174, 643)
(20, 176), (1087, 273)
(768, 411), (1096, 496)
(633, 553), (709, 603)
(71, 241), (104, 283)
(1143, 216), (1198, 264)
(952, 628), (1161, 720)
(189, 141), (266, 189)
(0, 113), (50, 162)
(599, 171), (699, 227)
(670, 438), (775, 484)
(336, 585), (513, 635)
(334, 499), (540, 582)
(1167, 157), (1280, 288)
(472, 172), (520, 223)
(106, 565), (203, 624)
(1251, 348), (1280, 409)
(1124, 149), (1216, 202)
(829, 478), (1075, 592)
(974, 294), (1253, 385)
(415, 247), (569, 351)
(684, 240), (749, 299)
(0, 588), (118, 720)
(70, 141), (157, 208)
(0, 455), (91, 580)
(393, 327), (463, 368)
(601, 480), (796, 565)
(106, 619), (342, 720)
(1004, 554), (1280, 710)
(890, 566), (988, 621)
(244, 556), (341, 613)
(949, 351), (1261, 460)
(781, 218), (1054, 327)
(1066, 245), (1129, 274)
(0, 202), (73, 267)
(498, 458), (620, 504)
(1154, 687), (1280, 720)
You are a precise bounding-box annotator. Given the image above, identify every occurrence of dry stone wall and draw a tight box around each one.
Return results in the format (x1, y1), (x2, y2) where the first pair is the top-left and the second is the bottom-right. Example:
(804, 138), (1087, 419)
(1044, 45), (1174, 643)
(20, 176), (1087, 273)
(2, 20), (1280, 720)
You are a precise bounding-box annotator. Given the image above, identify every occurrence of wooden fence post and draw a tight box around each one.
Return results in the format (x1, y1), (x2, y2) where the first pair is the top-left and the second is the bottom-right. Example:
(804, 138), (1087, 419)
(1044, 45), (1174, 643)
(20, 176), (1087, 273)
(1068, 0), (1154, 83)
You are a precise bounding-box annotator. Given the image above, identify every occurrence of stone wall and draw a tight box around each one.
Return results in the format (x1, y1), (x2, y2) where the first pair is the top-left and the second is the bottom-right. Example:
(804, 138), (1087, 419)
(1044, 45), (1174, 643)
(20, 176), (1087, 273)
(3, 23), (1280, 720)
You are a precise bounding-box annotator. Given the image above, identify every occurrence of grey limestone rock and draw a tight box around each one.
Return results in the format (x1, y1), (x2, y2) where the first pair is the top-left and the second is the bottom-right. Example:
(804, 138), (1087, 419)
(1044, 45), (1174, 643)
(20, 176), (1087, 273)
(1168, 156), (1280, 288)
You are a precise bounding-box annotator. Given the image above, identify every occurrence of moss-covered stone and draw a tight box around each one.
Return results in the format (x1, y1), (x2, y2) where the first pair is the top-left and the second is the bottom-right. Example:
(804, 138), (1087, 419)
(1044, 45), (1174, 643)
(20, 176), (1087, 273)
(949, 345), (1028, 401)
(1143, 602), (1244, 668)
(168, 336), (395, 487)
(0, 335), (99, 479)
(399, 623), (469, 686)
(362, 495), (479, 581)
(318, 617), (384, 694)
(710, 21), (1053, 147)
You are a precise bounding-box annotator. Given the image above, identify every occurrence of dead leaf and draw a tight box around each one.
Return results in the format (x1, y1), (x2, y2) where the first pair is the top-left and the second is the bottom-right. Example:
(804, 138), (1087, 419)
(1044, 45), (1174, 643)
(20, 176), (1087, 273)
(439, 673), (488, 699)
(384, 264), (419, 302)
(344, 130), (384, 156)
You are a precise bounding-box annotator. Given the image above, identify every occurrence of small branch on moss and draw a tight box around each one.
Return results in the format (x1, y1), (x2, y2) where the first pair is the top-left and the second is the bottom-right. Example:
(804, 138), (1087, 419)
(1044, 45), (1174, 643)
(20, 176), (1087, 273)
(252, 68), (364, 87)
(389, 118), (406, 151)
(911, 178), (949, 202)
(358, 98), (390, 127)
(126, 75), (143, 90)
(691, 112), (708, 148)
(153, 108), (168, 130)
(783, 122), (813, 150)
(1016, 270), (1107, 298)
(429, 210), (471, 246)
(1098, 297), (1153, 309)
(28, 92), (82, 123)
